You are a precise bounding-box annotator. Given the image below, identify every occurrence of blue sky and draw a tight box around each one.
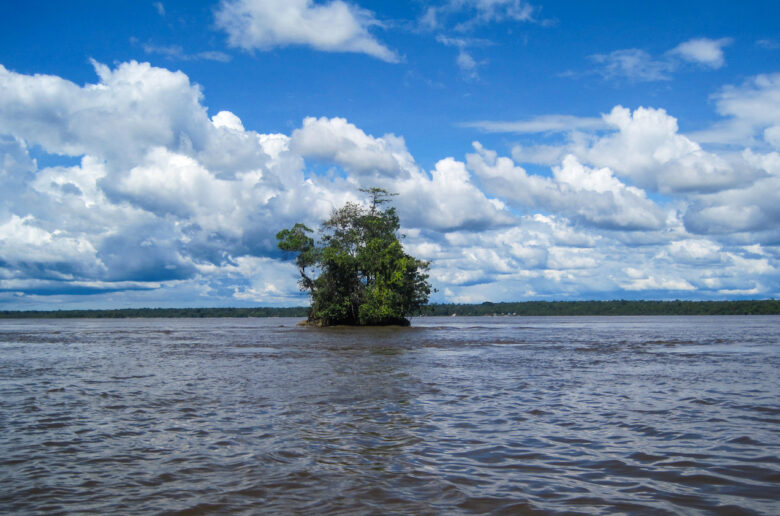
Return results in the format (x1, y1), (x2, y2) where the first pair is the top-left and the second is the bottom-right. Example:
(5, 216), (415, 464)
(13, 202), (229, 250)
(0, 0), (779, 309)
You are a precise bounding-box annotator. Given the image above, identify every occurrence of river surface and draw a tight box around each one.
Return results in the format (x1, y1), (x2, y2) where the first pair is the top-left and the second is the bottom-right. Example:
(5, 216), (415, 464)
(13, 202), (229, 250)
(1, 316), (778, 515)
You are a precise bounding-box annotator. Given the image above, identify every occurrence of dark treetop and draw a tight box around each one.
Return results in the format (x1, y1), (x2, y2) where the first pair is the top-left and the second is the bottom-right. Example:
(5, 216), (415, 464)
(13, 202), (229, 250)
(276, 188), (432, 326)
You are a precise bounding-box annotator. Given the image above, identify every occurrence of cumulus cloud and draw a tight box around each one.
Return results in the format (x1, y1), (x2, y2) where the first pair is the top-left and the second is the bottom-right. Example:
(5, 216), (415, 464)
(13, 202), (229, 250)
(579, 106), (744, 193)
(0, 136), (37, 217)
(291, 116), (412, 176)
(661, 239), (723, 265)
(117, 147), (240, 228)
(467, 143), (667, 230)
(214, 0), (399, 62)
(620, 268), (695, 292)
(290, 115), (513, 231)
(498, 105), (750, 194)
(0, 61), (211, 168)
(0, 215), (101, 275)
(691, 73), (780, 147)
(490, 102), (775, 243)
(0, 61), (521, 305)
(0, 61), (329, 300)
(219, 256), (303, 304)
(0, 60), (777, 306)
(714, 75), (780, 132)
(393, 157), (515, 231)
(425, 218), (595, 291)
(669, 37), (733, 69)
(683, 150), (780, 237)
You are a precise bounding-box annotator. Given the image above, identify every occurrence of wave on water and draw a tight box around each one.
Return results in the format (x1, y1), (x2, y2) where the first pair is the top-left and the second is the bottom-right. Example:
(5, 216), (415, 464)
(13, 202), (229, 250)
(0, 316), (778, 514)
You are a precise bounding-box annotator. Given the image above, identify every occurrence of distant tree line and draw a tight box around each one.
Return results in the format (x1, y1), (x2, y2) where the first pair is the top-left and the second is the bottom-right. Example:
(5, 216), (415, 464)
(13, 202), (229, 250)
(417, 299), (780, 316)
(0, 307), (309, 319)
(1, 300), (777, 319)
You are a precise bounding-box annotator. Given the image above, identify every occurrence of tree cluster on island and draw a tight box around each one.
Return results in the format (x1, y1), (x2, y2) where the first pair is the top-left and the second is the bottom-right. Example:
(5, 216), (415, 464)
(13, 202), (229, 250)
(276, 188), (432, 327)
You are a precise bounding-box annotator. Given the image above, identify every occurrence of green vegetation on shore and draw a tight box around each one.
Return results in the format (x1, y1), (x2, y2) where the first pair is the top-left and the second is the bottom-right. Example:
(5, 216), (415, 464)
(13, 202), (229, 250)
(420, 299), (780, 316)
(0, 307), (310, 319)
(1, 300), (777, 319)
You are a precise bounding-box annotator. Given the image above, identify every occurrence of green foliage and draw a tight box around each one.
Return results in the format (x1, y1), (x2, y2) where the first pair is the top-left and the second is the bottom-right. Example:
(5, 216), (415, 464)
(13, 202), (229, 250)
(276, 188), (432, 326)
(0, 307), (310, 319)
(417, 299), (780, 317)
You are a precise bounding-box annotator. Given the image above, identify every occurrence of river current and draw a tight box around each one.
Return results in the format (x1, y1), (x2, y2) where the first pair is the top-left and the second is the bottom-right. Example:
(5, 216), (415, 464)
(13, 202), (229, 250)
(1, 316), (778, 514)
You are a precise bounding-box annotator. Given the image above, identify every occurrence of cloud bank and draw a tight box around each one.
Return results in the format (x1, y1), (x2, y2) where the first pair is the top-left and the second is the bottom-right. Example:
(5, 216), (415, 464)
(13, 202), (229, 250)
(0, 61), (777, 308)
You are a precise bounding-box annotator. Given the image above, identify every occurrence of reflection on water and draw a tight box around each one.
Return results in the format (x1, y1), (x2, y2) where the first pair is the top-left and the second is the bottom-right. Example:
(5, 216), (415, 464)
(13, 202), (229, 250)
(1, 316), (778, 514)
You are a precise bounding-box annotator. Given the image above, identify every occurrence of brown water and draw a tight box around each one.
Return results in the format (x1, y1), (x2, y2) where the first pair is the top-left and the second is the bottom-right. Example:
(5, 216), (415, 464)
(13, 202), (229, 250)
(1, 316), (778, 514)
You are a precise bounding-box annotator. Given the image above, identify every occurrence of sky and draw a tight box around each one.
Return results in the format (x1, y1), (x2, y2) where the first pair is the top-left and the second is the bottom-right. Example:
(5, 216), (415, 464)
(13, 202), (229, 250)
(0, 0), (779, 309)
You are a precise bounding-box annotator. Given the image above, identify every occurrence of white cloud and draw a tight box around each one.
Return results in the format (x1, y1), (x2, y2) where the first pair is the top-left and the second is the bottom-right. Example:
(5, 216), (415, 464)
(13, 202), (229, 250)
(118, 148), (236, 224)
(222, 256), (303, 303)
(757, 39), (780, 50)
(464, 114), (608, 134)
(0, 136), (36, 217)
(467, 143), (667, 230)
(1, 60), (778, 306)
(393, 156), (515, 231)
(290, 116), (513, 232)
(0, 61), (211, 168)
(0, 62), (348, 293)
(691, 73), (780, 147)
(620, 272), (695, 292)
(662, 239), (723, 265)
(467, 0), (535, 23)
(456, 49), (479, 76)
(589, 49), (672, 82)
(212, 110), (245, 132)
(0, 60), (278, 180)
(435, 35), (487, 77)
(579, 106), (744, 193)
(424, 216), (776, 303)
(0, 59), (523, 305)
(669, 37), (733, 69)
(510, 144), (566, 166)
(291, 116), (412, 176)
(0, 215), (103, 276)
(588, 37), (733, 82)
(428, 0), (537, 31)
(683, 150), (780, 237)
(142, 43), (232, 62)
(214, 0), (398, 62)
(714, 74), (780, 131)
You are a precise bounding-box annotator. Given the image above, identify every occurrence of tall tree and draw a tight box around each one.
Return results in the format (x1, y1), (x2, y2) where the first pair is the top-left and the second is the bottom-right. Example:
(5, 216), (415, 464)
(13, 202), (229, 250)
(276, 188), (431, 326)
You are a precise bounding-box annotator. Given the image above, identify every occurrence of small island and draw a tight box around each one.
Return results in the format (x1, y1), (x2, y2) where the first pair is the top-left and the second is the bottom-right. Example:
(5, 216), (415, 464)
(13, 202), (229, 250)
(276, 188), (432, 327)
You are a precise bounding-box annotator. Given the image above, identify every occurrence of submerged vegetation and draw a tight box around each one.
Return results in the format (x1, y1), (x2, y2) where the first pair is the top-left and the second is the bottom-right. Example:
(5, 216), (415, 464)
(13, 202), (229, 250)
(276, 188), (432, 326)
(1, 300), (778, 319)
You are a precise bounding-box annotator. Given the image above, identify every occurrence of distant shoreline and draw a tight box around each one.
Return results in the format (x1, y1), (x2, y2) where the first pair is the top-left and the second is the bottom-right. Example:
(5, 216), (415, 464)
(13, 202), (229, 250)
(1, 300), (778, 318)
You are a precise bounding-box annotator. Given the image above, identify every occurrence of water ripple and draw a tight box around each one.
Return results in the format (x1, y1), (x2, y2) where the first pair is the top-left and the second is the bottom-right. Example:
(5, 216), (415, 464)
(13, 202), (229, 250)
(0, 316), (778, 514)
